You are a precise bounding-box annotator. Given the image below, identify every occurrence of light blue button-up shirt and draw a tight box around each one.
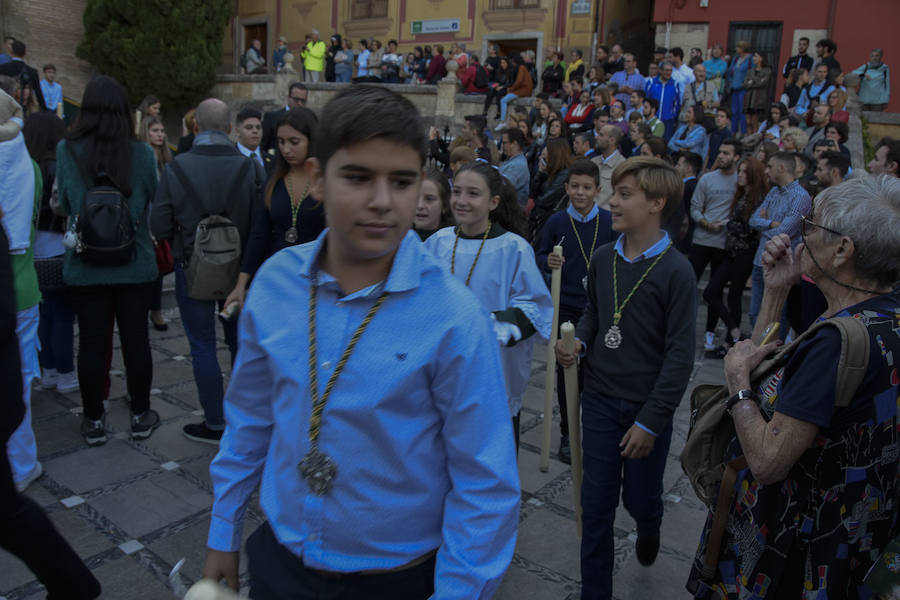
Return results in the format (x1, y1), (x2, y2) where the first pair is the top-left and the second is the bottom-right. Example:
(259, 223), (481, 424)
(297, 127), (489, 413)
(40, 80), (62, 110)
(749, 179), (811, 266)
(208, 229), (520, 599)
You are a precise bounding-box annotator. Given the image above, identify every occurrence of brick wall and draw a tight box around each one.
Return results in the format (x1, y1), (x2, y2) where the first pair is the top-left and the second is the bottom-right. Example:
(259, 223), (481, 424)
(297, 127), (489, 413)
(2, 0), (93, 103)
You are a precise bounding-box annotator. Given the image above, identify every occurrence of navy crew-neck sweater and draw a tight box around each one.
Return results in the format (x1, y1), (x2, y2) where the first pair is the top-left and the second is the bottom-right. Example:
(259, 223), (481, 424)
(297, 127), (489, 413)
(575, 242), (697, 434)
(534, 206), (614, 310)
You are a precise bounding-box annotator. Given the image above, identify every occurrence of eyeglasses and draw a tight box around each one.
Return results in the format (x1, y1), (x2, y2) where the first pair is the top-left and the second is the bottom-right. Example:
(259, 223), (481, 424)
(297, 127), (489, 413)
(800, 215), (843, 238)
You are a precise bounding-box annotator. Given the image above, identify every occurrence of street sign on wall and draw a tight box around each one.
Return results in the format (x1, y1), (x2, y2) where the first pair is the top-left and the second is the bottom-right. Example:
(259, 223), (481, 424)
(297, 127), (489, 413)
(411, 19), (461, 34)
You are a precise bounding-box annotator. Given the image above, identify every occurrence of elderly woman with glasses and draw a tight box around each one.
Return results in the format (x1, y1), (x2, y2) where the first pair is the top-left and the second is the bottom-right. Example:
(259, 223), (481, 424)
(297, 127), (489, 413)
(687, 175), (900, 599)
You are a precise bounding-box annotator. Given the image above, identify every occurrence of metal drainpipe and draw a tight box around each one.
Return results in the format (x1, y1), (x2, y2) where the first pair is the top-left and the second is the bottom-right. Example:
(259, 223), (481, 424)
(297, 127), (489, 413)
(827, 0), (837, 37)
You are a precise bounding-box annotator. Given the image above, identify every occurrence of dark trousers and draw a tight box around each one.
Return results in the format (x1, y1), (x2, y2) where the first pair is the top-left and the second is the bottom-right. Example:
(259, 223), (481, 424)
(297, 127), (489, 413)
(0, 451), (101, 599)
(38, 290), (75, 374)
(580, 392), (673, 600)
(556, 304), (585, 438)
(70, 283), (152, 420)
(247, 521), (436, 600)
(702, 249), (754, 333)
(173, 265), (237, 428)
(689, 244), (725, 332)
(149, 275), (164, 312)
(483, 87), (506, 115)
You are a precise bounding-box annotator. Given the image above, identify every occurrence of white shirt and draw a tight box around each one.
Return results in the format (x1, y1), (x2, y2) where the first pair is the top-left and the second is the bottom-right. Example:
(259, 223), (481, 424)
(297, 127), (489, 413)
(672, 63), (696, 87)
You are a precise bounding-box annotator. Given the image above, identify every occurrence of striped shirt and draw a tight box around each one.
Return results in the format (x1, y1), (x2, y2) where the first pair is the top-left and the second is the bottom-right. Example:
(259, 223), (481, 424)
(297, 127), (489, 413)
(748, 179), (811, 266)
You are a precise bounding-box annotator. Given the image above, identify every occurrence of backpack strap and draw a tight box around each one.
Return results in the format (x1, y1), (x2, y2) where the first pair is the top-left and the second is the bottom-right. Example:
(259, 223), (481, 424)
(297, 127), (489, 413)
(826, 317), (871, 407)
(169, 156), (253, 219)
(702, 455), (747, 580)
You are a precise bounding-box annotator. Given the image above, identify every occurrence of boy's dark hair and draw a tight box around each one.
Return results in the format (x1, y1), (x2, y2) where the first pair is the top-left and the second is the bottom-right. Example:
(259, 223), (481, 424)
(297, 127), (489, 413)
(799, 36), (810, 44)
(288, 82), (308, 95)
(772, 151), (798, 171)
(680, 152), (703, 175)
(236, 106), (262, 124)
(536, 92), (549, 102)
(630, 89), (646, 100)
(644, 97), (659, 113)
(633, 122), (652, 139)
(592, 107), (610, 121)
(670, 47), (684, 60)
(575, 131), (593, 146)
(716, 106), (731, 119)
(819, 151), (850, 177)
(43, 63), (56, 73)
(11, 40), (25, 57)
(314, 85), (426, 168)
(501, 126), (526, 149)
(567, 158), (600, 185)
(611, 156), (683, 223)
(794, 152), (814, 172)
(388, 39), (398, 46)
(359, 39), (368, 49)
(816, 39), (837, 54)
(719, 137), (743, 156)
(465, 113), (487, 133)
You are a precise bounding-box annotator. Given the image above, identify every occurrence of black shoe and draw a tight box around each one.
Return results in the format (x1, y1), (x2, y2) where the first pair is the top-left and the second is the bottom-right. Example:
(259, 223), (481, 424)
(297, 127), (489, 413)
(131, 409), (160, 440)
(81, 415), (107, 447)
(183, 422), (224, 445)
(635, 533), (660, 566)
(558, 434), (571, 465)
(151, 319), (169, 332)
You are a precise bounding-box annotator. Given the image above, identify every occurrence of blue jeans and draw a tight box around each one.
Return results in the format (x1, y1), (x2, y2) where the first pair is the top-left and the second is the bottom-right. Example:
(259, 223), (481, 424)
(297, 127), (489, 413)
(730, 89), (747, 134)
(580, 392), (673, 600)
(174, 265), (237, 429)
(749, 264), (765, 330)
(10, 305), (40, 484)
(662, 119), (677, 142)
(38, 290), (75, 374)
(499, 93), (519, 121)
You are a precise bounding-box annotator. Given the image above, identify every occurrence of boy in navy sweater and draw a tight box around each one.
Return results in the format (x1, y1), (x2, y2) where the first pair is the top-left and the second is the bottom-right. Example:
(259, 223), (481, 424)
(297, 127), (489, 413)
(557, 156), (696, 599)
(535, 159), (613, 463)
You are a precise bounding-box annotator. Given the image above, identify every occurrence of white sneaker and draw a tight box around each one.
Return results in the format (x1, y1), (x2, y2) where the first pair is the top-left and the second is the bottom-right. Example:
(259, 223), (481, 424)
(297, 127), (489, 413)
(704, 331), (716, 351)
(15, 462), (43, 493)
(494, 122), (506, 131)
(55, 371), (80, 393)
(40, 368), (59, 389)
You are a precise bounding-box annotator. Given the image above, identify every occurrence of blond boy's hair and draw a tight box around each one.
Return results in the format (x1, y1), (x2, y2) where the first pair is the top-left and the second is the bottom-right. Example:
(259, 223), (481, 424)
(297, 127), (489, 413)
(611, 156), (683, 222)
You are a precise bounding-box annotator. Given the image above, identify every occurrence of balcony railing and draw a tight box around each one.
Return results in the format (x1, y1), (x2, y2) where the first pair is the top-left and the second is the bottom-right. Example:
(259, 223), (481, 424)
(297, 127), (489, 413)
(489, 0), (541, 9)
(351, 0), (388, 19)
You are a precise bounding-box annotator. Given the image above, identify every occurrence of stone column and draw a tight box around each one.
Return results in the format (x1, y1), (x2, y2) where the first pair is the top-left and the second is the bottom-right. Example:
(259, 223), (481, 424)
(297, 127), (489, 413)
(435, 61), (460, 120)
(843, 73), (865, 171)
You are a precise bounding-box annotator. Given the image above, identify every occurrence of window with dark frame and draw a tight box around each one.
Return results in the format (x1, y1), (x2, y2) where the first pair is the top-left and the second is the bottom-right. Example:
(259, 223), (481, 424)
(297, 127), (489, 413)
(351, 0), (388, 19)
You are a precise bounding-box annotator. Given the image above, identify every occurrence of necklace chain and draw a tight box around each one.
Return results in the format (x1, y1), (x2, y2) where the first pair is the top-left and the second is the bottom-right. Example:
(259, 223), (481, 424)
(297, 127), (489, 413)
(612, 240), (672, 325)
(286, 172), (311, 230)
(451, 222), (491, 286)
(568, 212), (600, 269)
(307, 280), (387, 444)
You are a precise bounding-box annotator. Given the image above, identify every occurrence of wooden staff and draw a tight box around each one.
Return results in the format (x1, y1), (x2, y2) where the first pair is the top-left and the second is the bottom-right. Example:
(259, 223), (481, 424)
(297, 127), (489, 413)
(561, 321), (583, 537)
(540, 244), (564, 472)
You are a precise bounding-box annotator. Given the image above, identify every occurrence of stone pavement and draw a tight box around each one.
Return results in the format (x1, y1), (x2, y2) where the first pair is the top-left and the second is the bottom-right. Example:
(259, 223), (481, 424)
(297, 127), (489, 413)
(1, 294), (730, 600)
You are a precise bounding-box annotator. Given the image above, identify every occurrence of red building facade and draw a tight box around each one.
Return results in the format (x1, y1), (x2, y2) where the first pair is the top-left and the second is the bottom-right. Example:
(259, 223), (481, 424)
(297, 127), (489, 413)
(652, 0), (899, 112)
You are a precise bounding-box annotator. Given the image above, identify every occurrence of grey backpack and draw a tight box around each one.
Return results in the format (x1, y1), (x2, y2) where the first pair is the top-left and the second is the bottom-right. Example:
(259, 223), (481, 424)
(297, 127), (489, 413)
(169, 159), (252, 301)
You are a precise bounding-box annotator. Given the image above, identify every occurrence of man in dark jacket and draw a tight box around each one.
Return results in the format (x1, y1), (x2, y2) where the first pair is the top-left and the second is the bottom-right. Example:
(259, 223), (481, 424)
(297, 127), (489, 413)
(0, 40), (46, 111)
(261, 83), (308, 154)
(151, 98), (264, 446)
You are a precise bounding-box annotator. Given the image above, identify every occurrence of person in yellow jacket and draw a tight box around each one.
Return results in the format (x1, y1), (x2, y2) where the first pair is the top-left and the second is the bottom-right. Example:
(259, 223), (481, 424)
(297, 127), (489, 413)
(301, 29), (326, 82)
(564, 49), (584, 83)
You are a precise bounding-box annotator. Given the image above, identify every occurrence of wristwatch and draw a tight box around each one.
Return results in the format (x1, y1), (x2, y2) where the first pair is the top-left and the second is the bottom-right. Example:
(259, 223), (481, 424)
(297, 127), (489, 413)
(725, 389), (755, 415)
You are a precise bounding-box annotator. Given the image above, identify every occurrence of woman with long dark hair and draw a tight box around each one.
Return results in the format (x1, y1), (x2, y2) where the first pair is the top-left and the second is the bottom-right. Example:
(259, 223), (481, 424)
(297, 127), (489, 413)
(528, 137), (573, 243)
(225, 107), (325, 311)
(56, 75), (160, 446)
(702, 157), (768, 353)
(483, 56), (513, 119)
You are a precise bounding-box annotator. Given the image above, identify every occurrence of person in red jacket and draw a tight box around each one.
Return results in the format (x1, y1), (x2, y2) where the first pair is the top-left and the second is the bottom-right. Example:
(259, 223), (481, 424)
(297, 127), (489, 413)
(499, 54), (534, 123)
(459, 55), (489, 94)
(425, 44), (447, 84)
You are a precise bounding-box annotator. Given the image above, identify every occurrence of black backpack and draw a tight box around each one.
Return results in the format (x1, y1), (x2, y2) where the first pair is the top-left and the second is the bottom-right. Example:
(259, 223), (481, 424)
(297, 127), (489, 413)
(474, 63), (489, 88)
(76, 173), (136, 266)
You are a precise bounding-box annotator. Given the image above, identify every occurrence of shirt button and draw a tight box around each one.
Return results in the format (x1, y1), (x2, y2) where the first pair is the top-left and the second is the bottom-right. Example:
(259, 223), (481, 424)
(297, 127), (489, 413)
(322, 361), (332, 370)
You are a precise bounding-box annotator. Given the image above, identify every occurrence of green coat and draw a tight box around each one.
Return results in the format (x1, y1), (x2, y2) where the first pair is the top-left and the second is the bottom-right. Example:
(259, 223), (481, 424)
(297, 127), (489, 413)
(56, 140), (158, 286)
(11, 161), (41, 312)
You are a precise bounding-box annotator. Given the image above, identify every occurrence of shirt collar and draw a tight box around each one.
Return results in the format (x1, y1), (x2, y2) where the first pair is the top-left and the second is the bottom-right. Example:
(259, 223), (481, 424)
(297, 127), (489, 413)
(684, 175), (696, 183)
(193, 130), (232, 147)
(601, 149), (621, 164)
(236, 142), (260, 159)
(778, 179), (801, 193)
(566, 203), (599, 223)
(301, 229), (426, 295)
(613, 230), (671, 263)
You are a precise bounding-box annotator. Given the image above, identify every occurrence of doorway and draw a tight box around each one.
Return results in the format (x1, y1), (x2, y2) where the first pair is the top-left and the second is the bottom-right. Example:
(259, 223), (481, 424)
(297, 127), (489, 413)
(727, 21), (782, 106)
(243, 23), (268, 72)
(493, 38), (538, 60)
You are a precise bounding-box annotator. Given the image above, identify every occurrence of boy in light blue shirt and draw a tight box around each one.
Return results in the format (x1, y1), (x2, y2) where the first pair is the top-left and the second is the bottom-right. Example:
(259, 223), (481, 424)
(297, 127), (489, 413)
(39, 64), (62, 117)
(203, 85), (520, 600)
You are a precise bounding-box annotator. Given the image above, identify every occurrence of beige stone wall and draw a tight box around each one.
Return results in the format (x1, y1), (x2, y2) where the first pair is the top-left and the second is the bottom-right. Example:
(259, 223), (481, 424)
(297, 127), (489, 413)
(654, 23), (709, 55)
(1, 0), (93, 102)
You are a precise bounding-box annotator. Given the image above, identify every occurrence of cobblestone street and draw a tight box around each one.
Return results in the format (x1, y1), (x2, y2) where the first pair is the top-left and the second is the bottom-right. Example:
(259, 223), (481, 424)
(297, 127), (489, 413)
(1, 285), (726, 599)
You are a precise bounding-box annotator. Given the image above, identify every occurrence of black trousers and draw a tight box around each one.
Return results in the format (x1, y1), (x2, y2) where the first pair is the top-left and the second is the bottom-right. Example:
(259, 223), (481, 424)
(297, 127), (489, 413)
(0, 452), (101, 599)
(556, 304), (585, 438)
(70, 283), (153, 420)
(247, 521), (436, 600)
(702, 249), (754, 333)
(689, 244), (725, 332)
(483, 87), (507, 114)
